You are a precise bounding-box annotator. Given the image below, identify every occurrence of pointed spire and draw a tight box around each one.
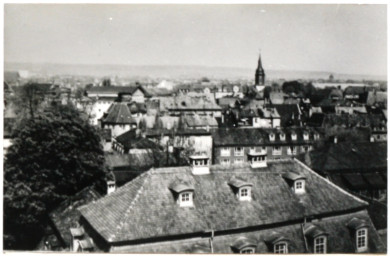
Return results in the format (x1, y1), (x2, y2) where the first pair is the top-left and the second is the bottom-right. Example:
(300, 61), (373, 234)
(255, 50), (265, 85)
(257, 51), (264, 71)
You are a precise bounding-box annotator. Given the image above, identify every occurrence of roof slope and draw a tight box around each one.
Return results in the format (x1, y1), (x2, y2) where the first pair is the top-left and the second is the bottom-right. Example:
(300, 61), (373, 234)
(101, 103), (136, 124)
(301, 141), (387, 173)
(79, 159), (367, 243)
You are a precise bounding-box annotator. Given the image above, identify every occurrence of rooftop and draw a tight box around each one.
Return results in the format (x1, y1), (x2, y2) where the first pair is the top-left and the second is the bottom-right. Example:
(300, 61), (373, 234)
(79, 159), (367, 243)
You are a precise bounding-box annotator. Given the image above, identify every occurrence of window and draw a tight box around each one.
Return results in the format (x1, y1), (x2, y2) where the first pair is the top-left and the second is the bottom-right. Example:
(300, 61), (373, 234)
(272, 146), (282, 155)
(250, 147), (255, 152)
(291, 133), (297, 141)
(303, 132), (309, 141)
(296, 181), (302, 189)
(287, 146), (297, 155)
(235, 147), (244, 156)
(234, 158), (244, 165)
(314, 236), (326, 253)
(240, 248), (255, 254)
(221, 159), (230, 166)
(274, 242), (288, 254)
(356, 228), (368, 252)
(269, 133), (275, 141)
(238, 187), (251, 201)
(280, 133), (286, 141)
(221, 147), (231, 157)
(179, 192), (193, 207)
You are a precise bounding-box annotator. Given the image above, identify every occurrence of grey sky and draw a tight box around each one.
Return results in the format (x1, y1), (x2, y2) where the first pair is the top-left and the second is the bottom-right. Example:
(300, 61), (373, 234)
(4, 4), (387, 76)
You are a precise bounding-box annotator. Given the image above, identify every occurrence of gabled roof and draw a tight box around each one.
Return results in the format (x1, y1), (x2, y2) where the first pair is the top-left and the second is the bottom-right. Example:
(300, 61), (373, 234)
(347, 217), (369, 230)
(79, 159), (367, 243)
(101, 103), (136, 124)
(303, 224), (328, 238)
(282, 172), (306, 181)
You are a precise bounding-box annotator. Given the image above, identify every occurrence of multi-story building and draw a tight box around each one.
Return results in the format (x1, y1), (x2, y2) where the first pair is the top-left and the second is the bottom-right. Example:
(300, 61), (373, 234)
(74, 158), (385, 253)
(212, 128), (323, 165)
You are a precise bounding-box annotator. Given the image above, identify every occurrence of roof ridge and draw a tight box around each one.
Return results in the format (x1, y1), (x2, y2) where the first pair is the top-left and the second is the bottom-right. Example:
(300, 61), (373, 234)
(110, 170), (152, 241)
(293, 158), (368, 206)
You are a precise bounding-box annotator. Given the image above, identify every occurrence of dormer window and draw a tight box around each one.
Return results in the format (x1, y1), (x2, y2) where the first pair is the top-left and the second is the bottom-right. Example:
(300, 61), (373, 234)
(314, 236), (327, 253)
(179, 191), (194, 207)
(228, 178), (253, 201)
(264, 232), (289, 254)
(269, 133), (275, 141)
(347, 218), (369, 252)
(303, 131), (309, 141)
(291, 132), (297, 141)
(314, 133), (320, 140)
(231, 237), (257, 254)
(274, 242), (288, 254)
(169, 181), (195, 207)
(280, 132), (286, 141)
(283, 172), (306, 194)
(303, 224), (328, 254)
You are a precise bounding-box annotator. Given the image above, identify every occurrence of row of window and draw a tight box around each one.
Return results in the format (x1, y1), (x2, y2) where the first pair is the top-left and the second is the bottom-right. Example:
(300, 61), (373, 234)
(220, 146), (312, 158)
(238, 229), (367, 254)
(268, 132), (320, 142)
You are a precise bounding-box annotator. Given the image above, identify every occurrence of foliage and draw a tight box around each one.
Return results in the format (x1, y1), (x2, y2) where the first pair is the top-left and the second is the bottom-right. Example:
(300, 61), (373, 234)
(11, 82), (47, 118)
(4, 104), (107, 250)
(102, 78), (111, 87)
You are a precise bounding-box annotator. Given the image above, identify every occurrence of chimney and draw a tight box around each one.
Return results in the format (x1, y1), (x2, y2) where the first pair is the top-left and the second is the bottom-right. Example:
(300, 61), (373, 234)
(107, 180), (116, 195)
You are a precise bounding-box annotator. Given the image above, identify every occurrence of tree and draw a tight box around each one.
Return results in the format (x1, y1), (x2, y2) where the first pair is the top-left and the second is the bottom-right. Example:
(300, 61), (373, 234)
(11, 82), (47, 118)
(4, 104), (108, 250)
(102, 78), (111, 87)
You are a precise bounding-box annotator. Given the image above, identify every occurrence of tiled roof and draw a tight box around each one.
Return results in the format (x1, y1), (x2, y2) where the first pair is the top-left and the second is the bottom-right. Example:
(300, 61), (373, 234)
(87, 85), (151, 97)
(265, 104), (301, 127)
(167, 95), (222, 111)
(79, 159), (367, 243)
(300, 141), (387, 174)
(115, 130), (161, 151)
(184, 115), (218, 127)
(49, 186), (103, 247)
(101, 103), (136, 124)
(111, 210), (384, 253)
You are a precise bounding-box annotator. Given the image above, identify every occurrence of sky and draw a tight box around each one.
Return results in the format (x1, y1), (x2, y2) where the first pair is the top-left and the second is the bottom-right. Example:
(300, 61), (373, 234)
(4, 4), (387, 76)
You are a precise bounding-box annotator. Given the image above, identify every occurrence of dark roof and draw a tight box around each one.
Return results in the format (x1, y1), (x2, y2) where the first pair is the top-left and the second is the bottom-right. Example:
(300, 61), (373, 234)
(115, 130), (161, 151)
(212, 127), (322, 146)
(87, 85), (151, 97)
(306, 113), (325, 127)
(301, 141), (387, 174)
(101, 103), (136, 124)
(79, 159), (367, 243)
(265, 104), (301, 127)
(49, 186), (103, 247)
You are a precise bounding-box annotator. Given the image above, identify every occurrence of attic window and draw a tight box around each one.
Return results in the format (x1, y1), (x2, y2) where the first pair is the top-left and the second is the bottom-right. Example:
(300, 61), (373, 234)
(282, 172), (306, 194)
(274, 242), (288, 254)
(231, 237), (257, 254)
(269, 133), (275, 141)
(280, 133), (286, 141)
(291, 133), (297, 141)
(228, 178), (253, 201)
(179, 191), (193, 207)
(314, 236), (327, 253)
(303, 131), (309, 141)
(169, 181), (195, 207)
(347, 217), (369, 252)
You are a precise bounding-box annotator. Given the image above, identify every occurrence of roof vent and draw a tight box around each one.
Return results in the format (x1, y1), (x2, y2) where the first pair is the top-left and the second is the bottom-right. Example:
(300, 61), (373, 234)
(189, 155), (210, 175)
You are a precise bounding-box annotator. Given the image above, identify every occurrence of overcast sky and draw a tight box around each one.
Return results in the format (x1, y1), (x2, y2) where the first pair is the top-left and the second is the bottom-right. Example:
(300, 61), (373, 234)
(4, 4), (387, 76)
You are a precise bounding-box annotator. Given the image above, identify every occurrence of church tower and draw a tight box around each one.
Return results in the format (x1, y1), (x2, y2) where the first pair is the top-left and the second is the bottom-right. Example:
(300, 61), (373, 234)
(255, 53), (265, 85)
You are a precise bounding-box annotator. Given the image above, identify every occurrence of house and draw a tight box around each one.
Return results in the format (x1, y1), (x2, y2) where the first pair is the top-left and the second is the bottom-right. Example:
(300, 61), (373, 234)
(38, 186), (104, 251)
(100, 103), (137, 137)
(86, 85), (151, 103)
(113, 130), (163, 154)
(299, 141), (387, 201)
(265, 104), (302, 127)
(212, 128), (323, 165)
(366, 91), (387, 107)
(181, 115), (218, 130)
(76, 158), (385, 253)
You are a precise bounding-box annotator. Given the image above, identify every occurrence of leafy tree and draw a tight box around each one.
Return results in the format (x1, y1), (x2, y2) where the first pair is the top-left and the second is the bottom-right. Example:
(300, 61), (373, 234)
(102, 78), (111, 87)
(11, 82), (47, 118)
(4, 104), (108, 250)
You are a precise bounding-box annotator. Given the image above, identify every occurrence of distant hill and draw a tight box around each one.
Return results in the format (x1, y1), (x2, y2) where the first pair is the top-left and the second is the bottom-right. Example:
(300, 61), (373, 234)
(4, 62), (387, 81)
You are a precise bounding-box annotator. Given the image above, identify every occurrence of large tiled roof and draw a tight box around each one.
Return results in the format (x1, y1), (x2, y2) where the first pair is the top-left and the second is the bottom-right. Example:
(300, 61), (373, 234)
(79, 159), (367, 243)
(101, 103), (136, 124)
(166, 95), (222, 111)
(87, 85), (151, 97)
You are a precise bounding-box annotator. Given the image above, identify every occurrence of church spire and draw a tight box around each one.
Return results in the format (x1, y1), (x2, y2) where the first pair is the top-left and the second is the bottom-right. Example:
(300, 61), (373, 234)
(255, 52), (265, 85)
